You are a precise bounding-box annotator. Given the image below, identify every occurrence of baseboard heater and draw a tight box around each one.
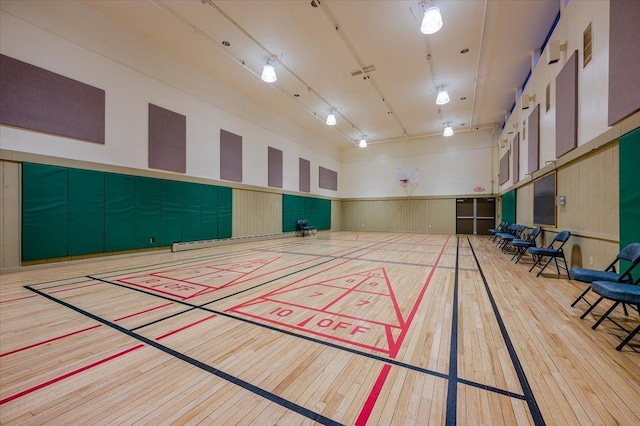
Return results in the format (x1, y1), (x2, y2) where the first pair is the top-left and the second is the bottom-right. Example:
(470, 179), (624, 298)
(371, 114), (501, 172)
(171, 232), (296, 252)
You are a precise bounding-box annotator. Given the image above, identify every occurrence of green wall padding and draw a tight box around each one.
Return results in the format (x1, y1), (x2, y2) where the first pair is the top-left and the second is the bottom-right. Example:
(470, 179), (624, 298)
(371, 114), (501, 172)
(182, 182), (202, 242)
(201, 185), (218, 240)
(105, 173), (135, 252)
(217, 186), (233, 238)
(68, 169), (105, 255)
(134, 177), (161, 248)
(160, 180), (183, 246)
(282, 194), (331, 232)
(620, 128), (640, 258)
(22, 163), (68, 261)
(501, 190), (517, 224)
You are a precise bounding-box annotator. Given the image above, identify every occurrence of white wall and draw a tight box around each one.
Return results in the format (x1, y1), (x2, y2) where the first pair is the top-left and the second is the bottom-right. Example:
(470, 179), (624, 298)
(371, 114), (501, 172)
(341, 129), (495, 198)
(499, 0), (612, 189)
(0, 3), (341, 197)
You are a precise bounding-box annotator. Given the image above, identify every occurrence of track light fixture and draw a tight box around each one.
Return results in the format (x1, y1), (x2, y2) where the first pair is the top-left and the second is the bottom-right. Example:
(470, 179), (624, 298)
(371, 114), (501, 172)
(420, 2), (443, 35)
(359, 136), (368, 148)
(436, 88), (450, 105)
(261, 58), (277, 83)
(443, 123), (454, 137)
(326, 109), (337, 126)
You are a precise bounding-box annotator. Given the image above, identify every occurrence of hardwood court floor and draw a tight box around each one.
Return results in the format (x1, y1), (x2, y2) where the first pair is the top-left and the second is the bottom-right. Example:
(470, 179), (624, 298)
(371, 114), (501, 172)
(0, 232), (638, 425)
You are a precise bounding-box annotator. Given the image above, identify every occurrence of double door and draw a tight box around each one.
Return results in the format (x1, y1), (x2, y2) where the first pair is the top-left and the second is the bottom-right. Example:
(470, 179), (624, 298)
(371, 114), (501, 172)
(456, 198), (495, 235)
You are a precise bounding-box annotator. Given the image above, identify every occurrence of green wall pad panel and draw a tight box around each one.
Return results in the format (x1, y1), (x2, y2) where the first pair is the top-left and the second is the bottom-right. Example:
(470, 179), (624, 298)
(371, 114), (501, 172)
(282, 194), (331, 232)
(501, 190), (517, 224)
(182, 182), (202, 242)
(105, 173), (135, 252)
(22, 163), (68, 261)
(620, 128), (640, 257)
(134, 177), (161, 249)
(217, 186), (233, 238)
(201, 185), (218, 240)
(160, 180), (183, 246)
(68, 169), (105, 255)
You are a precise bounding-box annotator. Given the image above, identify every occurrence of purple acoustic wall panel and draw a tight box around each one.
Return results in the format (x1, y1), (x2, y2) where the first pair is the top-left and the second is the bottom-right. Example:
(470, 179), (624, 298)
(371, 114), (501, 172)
(319, 166), (338, 191)
(512, 133), (520, 184)
(268, 146), (283, 188)
(499, 150), (510, 185)
(299, 158), (310, 193)
(528, 104), (540, 175)
(0, 54), (105, 144)
(220, 129), (243, 182)
(608, 0), (640, 125)
(148, 104), (186, 173)
(556, 51), (578, 158)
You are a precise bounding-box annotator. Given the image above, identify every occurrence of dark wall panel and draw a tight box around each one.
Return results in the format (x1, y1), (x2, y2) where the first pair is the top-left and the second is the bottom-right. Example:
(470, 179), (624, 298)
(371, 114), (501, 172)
(282, 194), (331, 232)
(217, 186), (233, 238)
(556, 51), (578, 158)
(201, 185), (219, 240)
(299, 158), (310, 193)
(160, 180), (183, 246)
(220, 129), (243, 182)
(68, 169), (105, 255)
(608, 0), (640, 125)
(512, 133), (520, 184)
(528, 105), (540, 174)
(105, 173), (135, 252)
(268, 147), (283, 188)
(499, 151), (509, 185)
(319, 166), (338, 191)
(620, 128), (640, 263)
(501, 190), (516, 224)
(148, 104), (186, 173)
(134, 177), (161, 248)
(534, 172), (556, 226)
(22, 164), (68, 261)
(0, 55), (105, 144)
(182, 182), (202, 242)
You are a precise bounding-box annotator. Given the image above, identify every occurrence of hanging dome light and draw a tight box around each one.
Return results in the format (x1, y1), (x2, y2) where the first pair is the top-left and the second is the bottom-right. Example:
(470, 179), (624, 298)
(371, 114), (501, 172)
(261, 58), (277, 83)
(436, 89), (450, 105)
(443, 125), (454, 137)
(359, 136), (368, 148)
(421, 6), (443, 35)
(326, 109), (336, 126)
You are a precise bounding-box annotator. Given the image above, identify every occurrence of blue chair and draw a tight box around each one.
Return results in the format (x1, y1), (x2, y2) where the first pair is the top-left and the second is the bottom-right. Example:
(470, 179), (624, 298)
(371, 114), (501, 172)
(510, 226), (542, 263)
(571, 243), (640, 308)
(528, 231), (571, 278)
(589, 280), (640, 351)
(296, 219), (316, 237)
(489, 222), (508, 242)
(496, 224), (525, 251)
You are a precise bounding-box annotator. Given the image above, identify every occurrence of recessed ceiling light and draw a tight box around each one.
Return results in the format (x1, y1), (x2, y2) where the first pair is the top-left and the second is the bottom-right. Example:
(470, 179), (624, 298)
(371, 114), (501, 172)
(460, 97), (467, 100)
(460, 48), (469, 54)
(222, 41), (230, 47)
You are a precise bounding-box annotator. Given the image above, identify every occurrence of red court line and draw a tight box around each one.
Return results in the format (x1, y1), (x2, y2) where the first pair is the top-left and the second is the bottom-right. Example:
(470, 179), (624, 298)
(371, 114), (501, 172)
(0, 344), (144, 405)
(113, 303), (174, 322)
(355, 364), (392, 425)
(49, 282), (102, 294)
(0, 295), (38, 304)
(116, 281), (190, 300)
(155, 314), (217, 341)
(0, 325), (102, 358)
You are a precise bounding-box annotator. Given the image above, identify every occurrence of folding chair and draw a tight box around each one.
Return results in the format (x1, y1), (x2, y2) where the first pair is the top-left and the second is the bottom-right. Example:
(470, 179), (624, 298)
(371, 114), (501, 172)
(510, 226), (542, 263)
(489, 222), (507, 242)
(589, 280), (640, 351)
(571, 243), (640, 308)
(527, 231), (571, 278)
(497, 224), (525, 252)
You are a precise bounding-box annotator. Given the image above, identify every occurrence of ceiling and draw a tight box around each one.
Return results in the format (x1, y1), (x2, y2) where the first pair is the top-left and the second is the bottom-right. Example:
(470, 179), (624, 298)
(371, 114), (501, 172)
(87, 0), (560, 149)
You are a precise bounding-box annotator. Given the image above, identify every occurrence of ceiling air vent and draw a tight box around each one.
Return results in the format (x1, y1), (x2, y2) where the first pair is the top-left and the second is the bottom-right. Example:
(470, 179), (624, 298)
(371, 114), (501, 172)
(350, 65), (376, 77)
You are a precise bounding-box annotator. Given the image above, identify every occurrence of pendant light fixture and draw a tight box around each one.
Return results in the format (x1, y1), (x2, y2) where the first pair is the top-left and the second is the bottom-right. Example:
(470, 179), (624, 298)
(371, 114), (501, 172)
(436, 88), (450, 105)
(443, 124), (454, 137)
(326, 109), (337, 126)
(261, 58), (277, 83)
(420, 4), (443, 35)
(359, 136), (368, 148)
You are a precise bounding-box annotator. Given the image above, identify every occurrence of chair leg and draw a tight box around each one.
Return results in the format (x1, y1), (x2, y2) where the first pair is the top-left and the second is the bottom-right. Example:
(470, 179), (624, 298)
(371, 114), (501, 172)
(591, 301), (620, 330)
(529, 256), (542, 272)
(571, 285), (592, 307)
(616, 324), (640, 351)
(536, 256), (555, 277)
(581, 296), (604, 319)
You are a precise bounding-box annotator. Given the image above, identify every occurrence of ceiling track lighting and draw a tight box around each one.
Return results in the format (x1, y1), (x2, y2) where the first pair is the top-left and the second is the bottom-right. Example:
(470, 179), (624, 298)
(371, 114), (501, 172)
(326, 109), (337, 126)
(261, 57), (277, 83)
(443, 123), (454, 137)
(359, 136), (368, 148)
(420, 2), (443, 35)
(436, 87), (450, 105)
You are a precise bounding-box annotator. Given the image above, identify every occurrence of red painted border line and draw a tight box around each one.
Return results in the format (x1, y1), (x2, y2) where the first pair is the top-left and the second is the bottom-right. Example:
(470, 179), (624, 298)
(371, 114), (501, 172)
(113, 302), (174, 322)
(355, 364), (392, 425)
(0, 344), (144, 405)
(115, 281), (189, 300)
(155, 314), (217, 341)
(0, 295), (38, 304)
(0, 325), (102, 358)
(49, 282), (102, 294)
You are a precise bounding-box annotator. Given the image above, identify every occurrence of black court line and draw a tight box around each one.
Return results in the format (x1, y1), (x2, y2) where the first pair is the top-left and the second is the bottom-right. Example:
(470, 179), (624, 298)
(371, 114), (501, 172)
(445, 237), (460, 426)
(25, 285), (343, 426)
(468, 238), (546, 426)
